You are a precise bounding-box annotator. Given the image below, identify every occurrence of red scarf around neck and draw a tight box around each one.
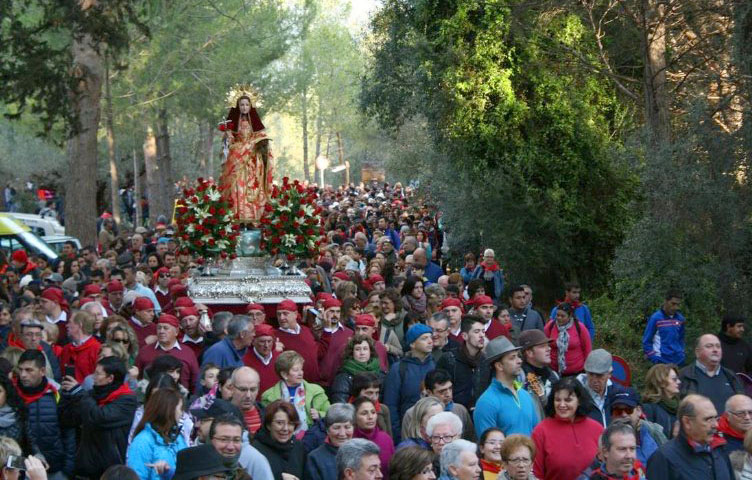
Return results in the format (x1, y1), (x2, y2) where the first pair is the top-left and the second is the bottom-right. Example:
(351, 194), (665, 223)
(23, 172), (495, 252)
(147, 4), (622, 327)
(97, 383), (134, 406)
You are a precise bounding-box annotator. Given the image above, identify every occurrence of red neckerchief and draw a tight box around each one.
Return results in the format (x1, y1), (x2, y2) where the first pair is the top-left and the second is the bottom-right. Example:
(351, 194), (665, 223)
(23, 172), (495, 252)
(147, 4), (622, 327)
(480, 459), (501, 474)
(479, 261), (499, 272)
(71, 336), (99, 353)
(97, 383), (134, 406)
(348, 395), (382, 413)
(686, 434), (726, 452)
(6, 333), (26, 350)
(12, 377), (56, 404)
(717, 413), (745, 440)
(558, 298), (583, 309)
(590, 459), (646, 479)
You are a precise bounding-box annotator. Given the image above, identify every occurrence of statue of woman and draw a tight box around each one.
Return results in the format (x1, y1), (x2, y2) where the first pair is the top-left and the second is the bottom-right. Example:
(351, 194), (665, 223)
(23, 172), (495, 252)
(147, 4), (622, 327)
(218, 89), (273, 223)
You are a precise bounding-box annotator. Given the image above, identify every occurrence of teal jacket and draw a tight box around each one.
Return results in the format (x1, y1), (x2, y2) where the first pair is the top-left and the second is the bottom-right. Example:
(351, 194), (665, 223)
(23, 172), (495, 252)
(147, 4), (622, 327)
(126, 422), (187, 480)
(473, 378), (539, 438)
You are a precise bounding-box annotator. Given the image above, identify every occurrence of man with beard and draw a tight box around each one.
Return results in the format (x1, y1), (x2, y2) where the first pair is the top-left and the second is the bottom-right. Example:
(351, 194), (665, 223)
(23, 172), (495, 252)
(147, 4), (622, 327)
(647, 394), (734, 479)
(437, 315), (490, 410)
(60, 356), (137, 480)
(518, 329), (559, 420)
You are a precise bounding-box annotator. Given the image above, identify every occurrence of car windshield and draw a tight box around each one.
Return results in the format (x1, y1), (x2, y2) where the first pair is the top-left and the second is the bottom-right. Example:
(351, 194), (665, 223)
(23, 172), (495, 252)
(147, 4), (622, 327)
(16, 231), (59, 261)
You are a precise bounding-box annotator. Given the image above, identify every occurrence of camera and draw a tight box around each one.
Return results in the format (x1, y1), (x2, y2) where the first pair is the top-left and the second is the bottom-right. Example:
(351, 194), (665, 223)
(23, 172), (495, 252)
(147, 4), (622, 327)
(6, 455), (25, 471)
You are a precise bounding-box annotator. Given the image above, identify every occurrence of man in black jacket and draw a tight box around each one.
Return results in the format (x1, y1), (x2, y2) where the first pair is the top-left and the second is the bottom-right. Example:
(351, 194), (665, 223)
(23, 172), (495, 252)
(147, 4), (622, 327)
(436, 315), (490, 410)
(719, 315), (752, 374)
(647, 394), (734, 480)
(679, 334), (744, 414)
(60, 356), (138, 479)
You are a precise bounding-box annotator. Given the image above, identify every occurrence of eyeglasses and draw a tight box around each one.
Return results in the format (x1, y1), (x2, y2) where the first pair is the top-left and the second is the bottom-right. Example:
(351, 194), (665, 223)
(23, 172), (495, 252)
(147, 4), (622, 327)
(505, 457), (532, 465)
(730, 410), (752, 418)
(212, 436), (242, 445)
(432, 327), (448, 334)
(430, 434), (457, 444)
(611, 405), (635, 416)
(158, 274), (170, 278)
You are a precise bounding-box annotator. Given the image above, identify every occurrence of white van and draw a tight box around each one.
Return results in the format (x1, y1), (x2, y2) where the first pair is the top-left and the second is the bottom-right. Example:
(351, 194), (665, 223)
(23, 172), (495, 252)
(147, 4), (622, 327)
(7, 213), (65, 237)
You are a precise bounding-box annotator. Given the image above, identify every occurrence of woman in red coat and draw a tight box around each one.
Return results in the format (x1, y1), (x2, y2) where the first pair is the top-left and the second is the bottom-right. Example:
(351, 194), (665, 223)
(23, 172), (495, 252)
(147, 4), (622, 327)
(532, 377), (603, 480)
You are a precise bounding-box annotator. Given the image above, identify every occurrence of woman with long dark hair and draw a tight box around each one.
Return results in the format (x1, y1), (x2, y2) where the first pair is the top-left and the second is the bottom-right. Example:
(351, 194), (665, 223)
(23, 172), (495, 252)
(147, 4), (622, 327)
(218, 91), (273, 223)
(0, 374), (33, 455)
(401, 276), (427, 316)
(251, 400), (306, 480)
(127, 388), (187, 480)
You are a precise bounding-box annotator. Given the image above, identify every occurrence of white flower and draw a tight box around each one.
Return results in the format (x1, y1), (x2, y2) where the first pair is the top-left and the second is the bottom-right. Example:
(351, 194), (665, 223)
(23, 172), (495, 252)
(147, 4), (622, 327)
(186, 224), (195, 234)
(208, 189), (222, 202)
(283, 234), (297, 247)
(303, 205), (314, 216)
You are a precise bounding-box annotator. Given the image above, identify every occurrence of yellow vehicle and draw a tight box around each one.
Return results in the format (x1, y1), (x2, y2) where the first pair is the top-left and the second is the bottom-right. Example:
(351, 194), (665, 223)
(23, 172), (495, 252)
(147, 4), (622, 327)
(0, 214), (59, 263)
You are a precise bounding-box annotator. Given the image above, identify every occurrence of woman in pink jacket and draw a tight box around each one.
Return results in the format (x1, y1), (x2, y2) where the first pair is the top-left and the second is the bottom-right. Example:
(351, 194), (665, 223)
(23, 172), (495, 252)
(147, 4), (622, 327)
(544, 302), (592, 376)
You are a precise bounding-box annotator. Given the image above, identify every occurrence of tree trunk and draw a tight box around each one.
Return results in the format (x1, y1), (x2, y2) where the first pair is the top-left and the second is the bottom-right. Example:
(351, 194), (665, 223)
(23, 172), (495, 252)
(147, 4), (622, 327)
(104, 56), (121, 225)
(155, 108), (174, 223)
(315, 99), (323, 160)
(736, 0), (752, 153)
(301, 88), (311, 182)
(65, 33), (103, 247)
(642, 0), (671, 145)
(204, 121), (215, 177)
(143, 127), (157, 226)
(336, 131), (349, 185)
(133, 149), (142, 227)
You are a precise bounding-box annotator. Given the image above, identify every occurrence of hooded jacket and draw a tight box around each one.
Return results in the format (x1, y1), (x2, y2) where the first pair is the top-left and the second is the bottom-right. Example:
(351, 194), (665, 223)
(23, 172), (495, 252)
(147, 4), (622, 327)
(60, 382), (138, 478)
(383, 352), (435, 442)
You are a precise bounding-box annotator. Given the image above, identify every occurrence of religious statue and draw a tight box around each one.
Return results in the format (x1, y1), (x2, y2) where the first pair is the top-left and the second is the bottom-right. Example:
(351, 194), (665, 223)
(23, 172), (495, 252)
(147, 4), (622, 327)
(218, 85), (273, 223)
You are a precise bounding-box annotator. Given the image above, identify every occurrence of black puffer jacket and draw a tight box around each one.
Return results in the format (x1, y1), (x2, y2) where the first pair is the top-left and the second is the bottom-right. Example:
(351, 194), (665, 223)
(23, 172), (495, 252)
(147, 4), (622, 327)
(60, 384), (138, 479)
(23, 388), (75, 476)
(251, 427), (306, 480)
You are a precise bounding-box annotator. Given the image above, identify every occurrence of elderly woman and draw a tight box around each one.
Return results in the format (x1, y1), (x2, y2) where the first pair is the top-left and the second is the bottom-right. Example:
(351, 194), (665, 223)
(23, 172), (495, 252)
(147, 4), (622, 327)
(389, 446), (437, 480)
(426, 411), (463, 457)
(641, 363), (681, 438)
(478, 428), (505, 480)
(398, 396), (444, 450)
(500, 435), (537, 480)
(471, 249), (504, 301)
(439, 439), (482, 480)
(304, 403), (355, 480)
(251, 400), (306, 480)
(261, 351), (331, 434)
(331, 335), (384, 404)
(531, 378), (603, 480)
(353, 396), (395, 477)
(544, 303), (591, 376)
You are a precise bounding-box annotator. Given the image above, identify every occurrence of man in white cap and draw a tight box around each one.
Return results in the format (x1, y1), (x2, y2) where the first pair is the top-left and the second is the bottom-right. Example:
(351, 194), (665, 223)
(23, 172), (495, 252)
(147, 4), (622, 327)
(577, 348), (624, 426)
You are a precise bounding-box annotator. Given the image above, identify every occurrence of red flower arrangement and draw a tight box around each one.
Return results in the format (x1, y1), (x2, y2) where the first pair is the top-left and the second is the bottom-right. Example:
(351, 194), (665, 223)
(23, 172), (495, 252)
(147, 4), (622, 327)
(259, 177), (324, 261)
(175, 177), (240, 263)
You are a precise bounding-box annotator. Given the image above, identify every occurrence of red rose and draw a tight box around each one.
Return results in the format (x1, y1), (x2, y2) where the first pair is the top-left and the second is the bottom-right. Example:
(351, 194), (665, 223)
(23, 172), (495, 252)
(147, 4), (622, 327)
(287, 253), (295, 261)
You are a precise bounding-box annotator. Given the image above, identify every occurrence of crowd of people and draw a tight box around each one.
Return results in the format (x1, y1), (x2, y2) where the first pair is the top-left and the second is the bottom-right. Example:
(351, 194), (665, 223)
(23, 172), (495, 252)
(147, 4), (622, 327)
(0, 180), (749, 480)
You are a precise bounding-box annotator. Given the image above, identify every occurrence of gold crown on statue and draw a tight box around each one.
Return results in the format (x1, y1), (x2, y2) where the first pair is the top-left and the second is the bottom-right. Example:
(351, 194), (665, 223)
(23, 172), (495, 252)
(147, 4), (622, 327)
(225, 84), (261, 109)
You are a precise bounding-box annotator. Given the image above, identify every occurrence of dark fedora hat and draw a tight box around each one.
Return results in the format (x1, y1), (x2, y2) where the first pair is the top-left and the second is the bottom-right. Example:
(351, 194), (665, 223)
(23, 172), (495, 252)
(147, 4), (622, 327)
(173, 445), (231, 480)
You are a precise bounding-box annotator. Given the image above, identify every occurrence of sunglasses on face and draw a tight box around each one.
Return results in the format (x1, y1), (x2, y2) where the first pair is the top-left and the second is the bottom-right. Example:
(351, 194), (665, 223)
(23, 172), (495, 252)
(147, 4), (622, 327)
(112, 338), (130, 344)
(611, 405), (635, 416)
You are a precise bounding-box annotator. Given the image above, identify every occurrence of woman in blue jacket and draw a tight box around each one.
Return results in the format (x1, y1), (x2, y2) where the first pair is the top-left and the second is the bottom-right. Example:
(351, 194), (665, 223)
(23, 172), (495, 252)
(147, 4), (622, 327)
(127, 388), (187, 480)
